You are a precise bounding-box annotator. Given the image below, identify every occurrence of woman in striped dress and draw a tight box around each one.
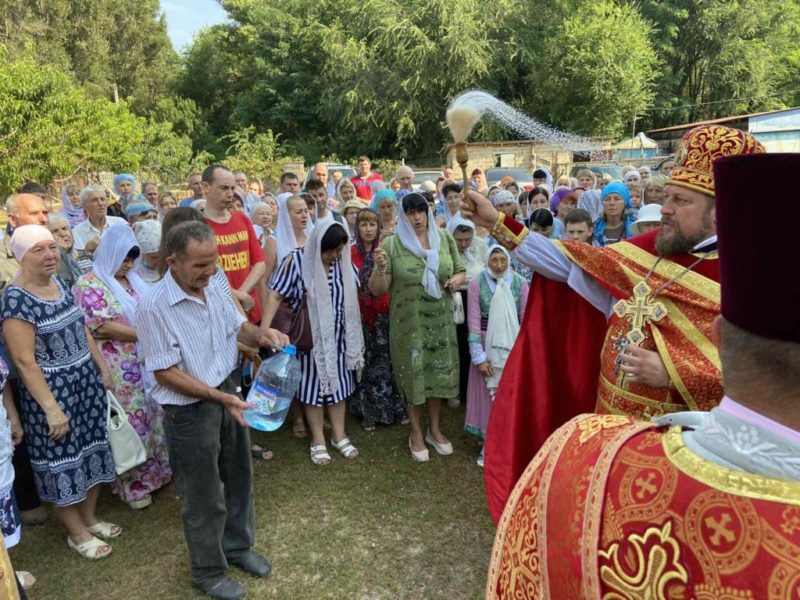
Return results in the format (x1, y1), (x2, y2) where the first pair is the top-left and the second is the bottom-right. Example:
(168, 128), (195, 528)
(262, 219), (364, 465)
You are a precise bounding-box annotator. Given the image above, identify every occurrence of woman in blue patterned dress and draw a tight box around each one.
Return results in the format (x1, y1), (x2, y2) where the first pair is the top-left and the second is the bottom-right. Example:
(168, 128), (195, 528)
(262, 220), (364, 466)
(0, 226), (118, 560)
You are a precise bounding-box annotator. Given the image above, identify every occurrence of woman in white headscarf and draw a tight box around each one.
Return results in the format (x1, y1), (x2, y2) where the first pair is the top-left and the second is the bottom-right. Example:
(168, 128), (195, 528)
(369, 193), (465, 462)
(265, 193), (313, 287)
(446, 213), (489, 407)
(465, 246), (529, 467)
(261, 220), (363, 466)
(73, 224), (171, 510)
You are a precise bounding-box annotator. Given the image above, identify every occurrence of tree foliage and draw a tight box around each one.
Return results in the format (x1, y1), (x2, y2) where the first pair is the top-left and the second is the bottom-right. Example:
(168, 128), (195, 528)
(0, 46), (192, 194)
(178, 0), (657, 162)
(632, 0), (800, 128)
(222, 127), (302, 184)
(0, 0), (180, 113)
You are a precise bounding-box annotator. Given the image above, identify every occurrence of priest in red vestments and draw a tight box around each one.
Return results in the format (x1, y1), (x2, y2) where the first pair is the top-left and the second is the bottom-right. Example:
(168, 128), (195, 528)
(459, 125), (765, 523)
(486, 152), (800, 600)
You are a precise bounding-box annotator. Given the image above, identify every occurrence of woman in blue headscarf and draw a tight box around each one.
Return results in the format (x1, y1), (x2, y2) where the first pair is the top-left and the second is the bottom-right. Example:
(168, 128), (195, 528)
(112, 174), (137, 210)
(593, 181), (635, 246)
(370, 188), (397, 240)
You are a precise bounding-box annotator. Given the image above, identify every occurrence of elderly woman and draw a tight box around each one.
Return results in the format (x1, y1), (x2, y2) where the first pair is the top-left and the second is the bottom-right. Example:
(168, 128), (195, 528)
(73, 225), (171, 509)
(157, 192), (177, 219)
(113, 174), (137, 210)
(594, 182), (634, 246)
(370, 193), (465, 462)
(349, 209), (404, 431)
(249, 201), (273, 246)
(466, 246), (528, 466)
(262, 221), (364, 465)
(48, 215), (91, 287)
(492, 190), (517, 219)
(370, 189), (397, 239)
(133, 220), (161, 283)
(58, 184), (85, 227)
(446, 214), (489, 407)
(0, 226), (118, 560)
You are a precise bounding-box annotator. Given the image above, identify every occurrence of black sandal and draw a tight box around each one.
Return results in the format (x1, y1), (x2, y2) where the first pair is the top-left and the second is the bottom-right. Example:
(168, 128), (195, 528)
(251, 444), (274, 461)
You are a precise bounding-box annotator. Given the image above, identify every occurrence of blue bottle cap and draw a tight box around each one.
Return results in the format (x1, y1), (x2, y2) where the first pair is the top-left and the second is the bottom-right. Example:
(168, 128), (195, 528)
(283, 344), (297, 356)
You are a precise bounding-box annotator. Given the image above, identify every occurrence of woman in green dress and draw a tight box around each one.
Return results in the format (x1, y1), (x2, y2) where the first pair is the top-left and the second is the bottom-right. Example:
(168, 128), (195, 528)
(369, 193), (465, 462)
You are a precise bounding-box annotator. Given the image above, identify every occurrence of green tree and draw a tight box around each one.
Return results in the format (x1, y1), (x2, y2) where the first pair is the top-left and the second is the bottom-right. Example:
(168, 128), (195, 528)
(181, 0), (658, 162)
(633, 0), (800, 127)
(507, 0), (658, 138)
(222, 126), (302, 183)
(0, 0), (180, 112)
(0, 46), (192, 193)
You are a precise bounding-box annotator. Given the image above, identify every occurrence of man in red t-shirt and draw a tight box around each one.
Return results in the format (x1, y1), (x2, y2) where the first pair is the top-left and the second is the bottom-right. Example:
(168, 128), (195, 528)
(202, 164), (266, 324)
(350, 155), (384, 202)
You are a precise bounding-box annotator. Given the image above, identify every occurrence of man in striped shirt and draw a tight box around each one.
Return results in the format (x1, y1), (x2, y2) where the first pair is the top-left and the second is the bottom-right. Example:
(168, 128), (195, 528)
(136, 221), (288, 600)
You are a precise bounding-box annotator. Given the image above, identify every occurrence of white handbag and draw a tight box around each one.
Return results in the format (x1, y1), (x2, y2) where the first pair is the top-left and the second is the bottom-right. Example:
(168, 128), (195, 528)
(452, 291), (465, 325)
(106, 391), (147, 475)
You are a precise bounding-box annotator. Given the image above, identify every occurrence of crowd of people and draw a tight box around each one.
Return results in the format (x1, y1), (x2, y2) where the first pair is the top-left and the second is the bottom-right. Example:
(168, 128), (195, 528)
(0, 131), (789, 600)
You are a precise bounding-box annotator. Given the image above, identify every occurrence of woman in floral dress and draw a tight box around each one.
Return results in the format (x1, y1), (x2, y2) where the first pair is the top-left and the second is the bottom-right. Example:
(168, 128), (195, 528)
(73, 224), (171, 509)
(349, 208), (406, 431)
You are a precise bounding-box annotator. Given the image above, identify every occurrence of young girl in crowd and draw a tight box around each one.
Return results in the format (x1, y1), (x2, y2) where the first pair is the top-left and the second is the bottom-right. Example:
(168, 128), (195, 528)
(349, 209), (405, 431)
(465, 246), (528, 467)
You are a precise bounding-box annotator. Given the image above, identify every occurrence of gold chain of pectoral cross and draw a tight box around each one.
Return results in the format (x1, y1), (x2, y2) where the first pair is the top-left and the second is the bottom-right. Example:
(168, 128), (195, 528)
(612, 253), (712, 387)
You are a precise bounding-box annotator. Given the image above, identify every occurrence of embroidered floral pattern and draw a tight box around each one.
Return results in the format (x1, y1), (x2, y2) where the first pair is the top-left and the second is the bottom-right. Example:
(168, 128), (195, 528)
(73, 273), (171, 503)
(599, 521), (689, 600)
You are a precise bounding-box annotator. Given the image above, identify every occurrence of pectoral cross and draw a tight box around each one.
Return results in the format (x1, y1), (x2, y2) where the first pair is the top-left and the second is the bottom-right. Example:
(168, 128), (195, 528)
(612, 282), (668, 386)
(613, 281), (667, 347)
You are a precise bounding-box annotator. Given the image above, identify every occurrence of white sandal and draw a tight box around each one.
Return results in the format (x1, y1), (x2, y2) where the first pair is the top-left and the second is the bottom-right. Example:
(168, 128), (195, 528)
(67, 535), (112, 560)
(16, 570), (36, 590)
(310, 444), (331, 466)
(87, 521), (122, 540)
(331, 437), (358, 459)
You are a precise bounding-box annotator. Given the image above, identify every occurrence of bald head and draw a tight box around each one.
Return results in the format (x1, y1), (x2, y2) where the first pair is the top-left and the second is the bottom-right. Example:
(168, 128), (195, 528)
(313, 162), (329, 185)
(6, 193), (49, 228)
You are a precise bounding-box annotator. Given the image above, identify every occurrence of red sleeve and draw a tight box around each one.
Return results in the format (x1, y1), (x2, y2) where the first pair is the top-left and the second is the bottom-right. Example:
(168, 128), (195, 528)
(239, 212), (265, 264)
(484, 276), (607, 524)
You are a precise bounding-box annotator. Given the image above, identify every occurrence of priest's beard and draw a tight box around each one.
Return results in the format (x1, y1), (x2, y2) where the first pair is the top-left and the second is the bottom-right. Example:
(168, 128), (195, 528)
(655, 209), (713, 256)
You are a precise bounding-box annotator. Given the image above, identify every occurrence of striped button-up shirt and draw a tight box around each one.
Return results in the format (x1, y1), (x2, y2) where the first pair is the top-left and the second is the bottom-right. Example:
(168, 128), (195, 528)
(136, 269), (246, 406)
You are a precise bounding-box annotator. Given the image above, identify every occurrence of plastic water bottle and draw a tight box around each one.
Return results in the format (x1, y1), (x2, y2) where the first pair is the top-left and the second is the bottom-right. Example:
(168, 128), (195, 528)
(243, 345), (301, 432)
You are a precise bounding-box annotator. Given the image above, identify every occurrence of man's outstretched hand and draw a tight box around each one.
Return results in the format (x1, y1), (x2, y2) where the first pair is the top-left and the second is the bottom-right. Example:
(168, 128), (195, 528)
(459, 189), (500, 229)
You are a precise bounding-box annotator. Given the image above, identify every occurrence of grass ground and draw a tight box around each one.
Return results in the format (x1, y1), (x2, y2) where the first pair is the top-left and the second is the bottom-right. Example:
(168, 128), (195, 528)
(10, 406), (495, 599)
